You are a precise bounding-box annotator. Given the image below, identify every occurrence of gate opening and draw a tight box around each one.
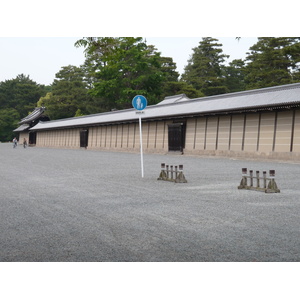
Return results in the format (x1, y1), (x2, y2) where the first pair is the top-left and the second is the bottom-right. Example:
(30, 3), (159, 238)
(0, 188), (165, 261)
(168, 123), (186, 153)
(80, 129), (89, 148)
(29, 131), (37, 145)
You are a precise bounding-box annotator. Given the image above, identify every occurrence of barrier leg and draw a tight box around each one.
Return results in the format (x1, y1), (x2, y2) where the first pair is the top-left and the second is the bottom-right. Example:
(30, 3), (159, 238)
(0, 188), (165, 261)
(175, 165), (187, 183)
(238, 168), (247, 189)
(157, 163), (167, 180)
(263, 171), (267, 189)
(266, 170), (280, 193)
(256, 171), (260, 188)
(250, 170), (253, 187)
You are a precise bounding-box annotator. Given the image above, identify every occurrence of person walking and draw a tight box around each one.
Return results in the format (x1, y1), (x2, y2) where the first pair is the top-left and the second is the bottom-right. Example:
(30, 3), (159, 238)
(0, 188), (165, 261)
(23, 138), (27, 148)
(13, 137), (18, 148)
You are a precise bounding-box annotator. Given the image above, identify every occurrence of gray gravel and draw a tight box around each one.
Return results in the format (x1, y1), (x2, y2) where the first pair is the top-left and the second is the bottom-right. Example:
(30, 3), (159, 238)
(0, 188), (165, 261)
(1, 142), (300, 261)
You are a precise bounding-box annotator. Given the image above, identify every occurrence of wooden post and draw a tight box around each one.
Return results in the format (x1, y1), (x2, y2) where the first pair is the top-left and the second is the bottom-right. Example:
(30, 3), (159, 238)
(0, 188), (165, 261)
(250, 170), (253, 187)
(242, 168), (247, 187)
(263, 171), (267, 189)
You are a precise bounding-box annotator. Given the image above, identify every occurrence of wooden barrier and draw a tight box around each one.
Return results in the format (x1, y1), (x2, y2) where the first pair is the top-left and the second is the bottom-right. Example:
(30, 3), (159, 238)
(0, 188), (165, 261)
(238, 168), (280, 193)
(157, 163), (187, 183)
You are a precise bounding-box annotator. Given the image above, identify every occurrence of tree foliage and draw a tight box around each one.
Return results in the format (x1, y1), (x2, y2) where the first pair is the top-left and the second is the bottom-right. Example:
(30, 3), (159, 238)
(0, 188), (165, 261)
(181, 37), (300, 94)
(181, 37), (230, 96)
(93, 37), (165, 108)
(0, 108), (20, 141)
(244, 37), (300, 89)
(37, 65), (96, 119)
(0, 74), (47, 117)
(223, 59), (246, 93)
(0, 74), (47, 141)
(75, 37), (198, 110)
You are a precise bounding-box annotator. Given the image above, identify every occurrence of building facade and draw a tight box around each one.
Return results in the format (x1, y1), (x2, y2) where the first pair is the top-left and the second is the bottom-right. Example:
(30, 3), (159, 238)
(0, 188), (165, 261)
(17, 83), (300, 161)
(13, 107), (49, 145)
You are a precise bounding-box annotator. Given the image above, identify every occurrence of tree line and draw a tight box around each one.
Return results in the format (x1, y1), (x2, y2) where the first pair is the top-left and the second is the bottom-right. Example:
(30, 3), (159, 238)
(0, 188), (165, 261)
(1, 37), (300, 141)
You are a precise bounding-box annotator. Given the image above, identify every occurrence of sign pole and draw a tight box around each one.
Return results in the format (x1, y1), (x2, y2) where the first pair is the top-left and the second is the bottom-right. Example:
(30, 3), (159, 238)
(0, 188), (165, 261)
(138, 114), (144, 178)
(132, 95), (147, 178)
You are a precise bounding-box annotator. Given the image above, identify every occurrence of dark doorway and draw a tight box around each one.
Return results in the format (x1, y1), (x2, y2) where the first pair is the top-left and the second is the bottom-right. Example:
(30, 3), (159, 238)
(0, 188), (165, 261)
(80, 129), (89, 148)
(168, 123), (186, 152)
(29, 131), (37, 145)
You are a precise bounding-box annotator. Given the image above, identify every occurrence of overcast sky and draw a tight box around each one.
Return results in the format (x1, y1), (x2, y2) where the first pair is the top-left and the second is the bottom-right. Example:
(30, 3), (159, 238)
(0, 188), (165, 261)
(0, 37), (258, 86)
(1, 1), (295, 87)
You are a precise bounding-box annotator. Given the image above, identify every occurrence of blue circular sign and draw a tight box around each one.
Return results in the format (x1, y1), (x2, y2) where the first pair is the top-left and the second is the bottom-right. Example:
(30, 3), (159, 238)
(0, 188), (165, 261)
(132, 95), (147, 111)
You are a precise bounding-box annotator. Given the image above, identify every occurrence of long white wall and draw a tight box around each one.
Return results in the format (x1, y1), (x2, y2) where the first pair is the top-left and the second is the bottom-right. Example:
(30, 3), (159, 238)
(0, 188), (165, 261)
(35, 109), (300, 160)
(184, 110), (300, 159)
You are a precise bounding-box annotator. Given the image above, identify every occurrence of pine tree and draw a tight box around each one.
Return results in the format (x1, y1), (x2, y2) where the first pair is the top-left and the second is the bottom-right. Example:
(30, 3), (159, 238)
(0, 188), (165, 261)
(181, 37), (229, 96)
(224, 59), (246, 93)
(244, 37), (300, 89)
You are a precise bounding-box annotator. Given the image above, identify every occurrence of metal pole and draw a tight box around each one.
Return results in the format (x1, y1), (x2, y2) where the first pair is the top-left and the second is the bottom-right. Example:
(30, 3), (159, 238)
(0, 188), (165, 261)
(139, 115), (144, 178)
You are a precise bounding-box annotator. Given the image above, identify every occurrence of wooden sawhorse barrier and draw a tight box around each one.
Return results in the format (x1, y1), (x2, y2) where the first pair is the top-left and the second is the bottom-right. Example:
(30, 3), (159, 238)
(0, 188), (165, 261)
(238, 168), (280, 193)
(157, 163), (187, 183)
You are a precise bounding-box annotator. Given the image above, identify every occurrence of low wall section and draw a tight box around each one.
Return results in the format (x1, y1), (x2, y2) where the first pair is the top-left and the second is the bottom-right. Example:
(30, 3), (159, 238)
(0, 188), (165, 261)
(35, 109), (300, 161)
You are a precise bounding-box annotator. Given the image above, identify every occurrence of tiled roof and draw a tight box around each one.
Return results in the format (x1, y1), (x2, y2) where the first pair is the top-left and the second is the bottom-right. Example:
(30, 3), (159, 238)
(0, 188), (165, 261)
(13, 124), (30, 132)
(31, 83), (300, 131)
(156, 94), (190, 105)
(19, 107), (46, 125)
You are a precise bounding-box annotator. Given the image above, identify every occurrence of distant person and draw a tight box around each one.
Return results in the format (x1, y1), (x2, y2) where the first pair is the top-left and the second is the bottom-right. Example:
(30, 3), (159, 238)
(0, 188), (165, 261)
(13, 137), (18, 148)
(23, 138), (27, 148)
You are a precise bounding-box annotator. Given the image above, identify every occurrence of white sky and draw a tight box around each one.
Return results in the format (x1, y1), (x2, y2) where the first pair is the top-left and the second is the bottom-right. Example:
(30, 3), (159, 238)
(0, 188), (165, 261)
(0, 37), (257, 86)
(1, 1), (296, 87)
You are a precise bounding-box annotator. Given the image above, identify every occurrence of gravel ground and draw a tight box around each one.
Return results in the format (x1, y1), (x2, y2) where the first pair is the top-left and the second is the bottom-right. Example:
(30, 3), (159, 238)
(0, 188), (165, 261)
(1, 142), (300, 262)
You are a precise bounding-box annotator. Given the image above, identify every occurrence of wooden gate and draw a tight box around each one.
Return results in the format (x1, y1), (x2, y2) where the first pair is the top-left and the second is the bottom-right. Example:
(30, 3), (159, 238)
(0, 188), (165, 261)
(29, 131), (37, 145)
(168, 123), (185, 152)
(80, 129), (89, 148)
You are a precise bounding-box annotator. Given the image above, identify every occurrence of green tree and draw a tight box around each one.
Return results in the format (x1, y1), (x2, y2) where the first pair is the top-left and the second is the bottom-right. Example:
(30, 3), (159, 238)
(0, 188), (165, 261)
(181, 37), (230, 96)
(37, 65), (95, 119)
(161, 81), (204, 99)
(75, 37), (183, 110)
(156, 55), (202, 99)
(157, 56), (179, 82)
(223, 59), (246, 93)
(0, 74), (47, 141)
(244, 37), (300, 89)
(0, 108), (20, 141)
(0, 74), (47, 117)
